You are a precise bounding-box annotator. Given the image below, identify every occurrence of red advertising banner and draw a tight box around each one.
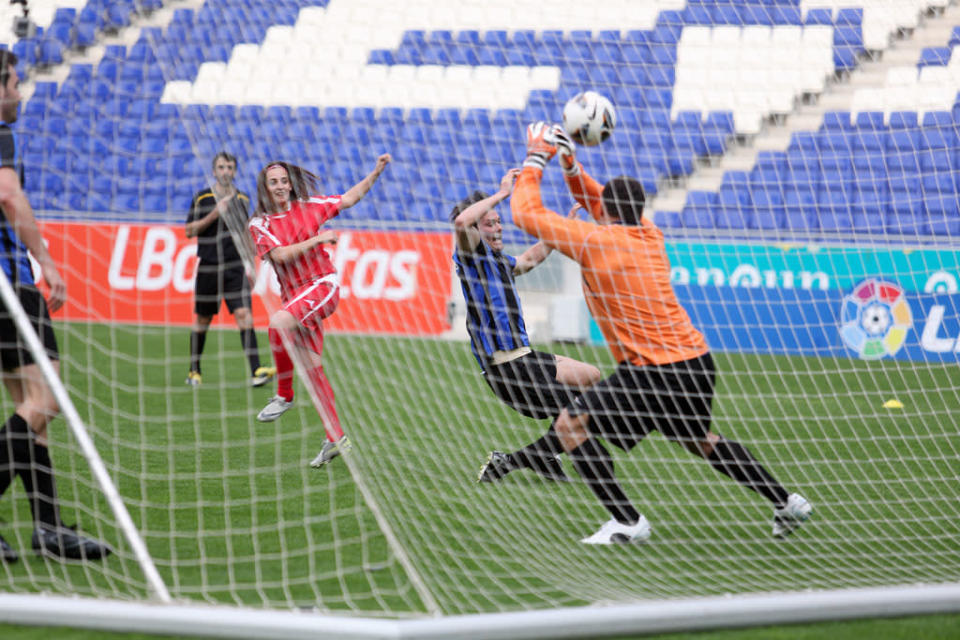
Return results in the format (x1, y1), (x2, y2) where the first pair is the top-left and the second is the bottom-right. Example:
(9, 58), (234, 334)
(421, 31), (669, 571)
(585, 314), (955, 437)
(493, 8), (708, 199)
(38, 221), (454, 335)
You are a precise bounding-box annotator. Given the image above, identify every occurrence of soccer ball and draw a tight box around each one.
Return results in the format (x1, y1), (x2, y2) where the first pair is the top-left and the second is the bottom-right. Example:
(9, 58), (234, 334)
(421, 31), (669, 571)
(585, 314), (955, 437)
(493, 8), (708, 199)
(562, 91), (617, 146)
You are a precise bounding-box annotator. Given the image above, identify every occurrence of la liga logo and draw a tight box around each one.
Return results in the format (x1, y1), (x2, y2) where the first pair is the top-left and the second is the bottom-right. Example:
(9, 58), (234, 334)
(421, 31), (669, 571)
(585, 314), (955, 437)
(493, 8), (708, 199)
(840, 279), (913, 359)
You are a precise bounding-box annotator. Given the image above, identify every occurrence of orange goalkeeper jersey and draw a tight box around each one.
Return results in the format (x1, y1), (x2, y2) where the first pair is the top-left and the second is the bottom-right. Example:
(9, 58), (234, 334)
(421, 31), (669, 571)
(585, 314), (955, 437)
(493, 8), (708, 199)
(511, 166), (708, 367)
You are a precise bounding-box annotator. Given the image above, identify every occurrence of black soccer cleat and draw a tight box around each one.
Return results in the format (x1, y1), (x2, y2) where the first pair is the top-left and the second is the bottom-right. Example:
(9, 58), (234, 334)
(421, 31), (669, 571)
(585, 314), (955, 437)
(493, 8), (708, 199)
(32, 524), (113, 561)
(477, 451), (511, 482)
(0, 532), (18, 563)
(528, 454), (572, 483)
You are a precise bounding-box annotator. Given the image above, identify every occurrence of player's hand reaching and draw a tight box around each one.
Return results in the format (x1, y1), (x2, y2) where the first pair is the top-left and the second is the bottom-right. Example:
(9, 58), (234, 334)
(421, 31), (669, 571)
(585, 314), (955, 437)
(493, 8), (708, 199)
(567, 202), (584, 220)
(552, 128), (580, 176)
(523, 122), (560, 170)
(497, 168), (521, 197)
(373, 154), (391, 176)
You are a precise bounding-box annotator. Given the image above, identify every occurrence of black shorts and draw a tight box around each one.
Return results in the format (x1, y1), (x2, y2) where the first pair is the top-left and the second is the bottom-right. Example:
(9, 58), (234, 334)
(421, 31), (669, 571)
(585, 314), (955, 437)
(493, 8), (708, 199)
(0, 284), (59, 372)
(483, 350), (581, 420)
(194, 264), (251, 317)
(569, 352), (715, 451)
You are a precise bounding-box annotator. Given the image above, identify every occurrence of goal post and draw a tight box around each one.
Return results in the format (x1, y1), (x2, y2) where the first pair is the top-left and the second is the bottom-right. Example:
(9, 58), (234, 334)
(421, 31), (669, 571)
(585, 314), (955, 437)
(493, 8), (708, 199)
(0, 268), (169, 602)
(2, 583), (960, 639)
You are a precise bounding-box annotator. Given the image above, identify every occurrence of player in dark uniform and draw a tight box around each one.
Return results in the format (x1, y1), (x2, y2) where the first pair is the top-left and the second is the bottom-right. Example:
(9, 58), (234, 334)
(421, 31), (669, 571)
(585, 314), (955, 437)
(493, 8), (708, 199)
(0, 50), (111, 561)
(451, 168), (602, 483)
(185, 152), (275, 388)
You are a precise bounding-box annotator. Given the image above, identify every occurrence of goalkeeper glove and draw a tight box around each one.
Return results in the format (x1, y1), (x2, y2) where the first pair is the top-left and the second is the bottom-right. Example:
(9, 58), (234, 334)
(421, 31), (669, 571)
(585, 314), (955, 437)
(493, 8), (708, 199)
(551, 127), (580, 176)
(523, 121), (559, 169)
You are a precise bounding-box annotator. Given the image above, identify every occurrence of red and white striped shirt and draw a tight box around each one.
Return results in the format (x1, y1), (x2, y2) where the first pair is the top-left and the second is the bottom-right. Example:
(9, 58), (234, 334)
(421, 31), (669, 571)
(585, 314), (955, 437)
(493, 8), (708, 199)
(249, 196), (342, 298)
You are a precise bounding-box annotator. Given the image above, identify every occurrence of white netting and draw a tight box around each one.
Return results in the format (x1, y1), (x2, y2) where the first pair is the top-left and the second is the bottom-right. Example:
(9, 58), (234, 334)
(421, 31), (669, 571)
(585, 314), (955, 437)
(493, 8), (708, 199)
(1, 0), (959, 636)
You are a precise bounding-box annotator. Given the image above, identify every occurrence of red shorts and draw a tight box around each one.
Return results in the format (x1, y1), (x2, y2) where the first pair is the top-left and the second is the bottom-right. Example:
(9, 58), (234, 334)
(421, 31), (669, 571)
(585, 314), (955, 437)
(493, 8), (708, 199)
(282, 276), (339, 334)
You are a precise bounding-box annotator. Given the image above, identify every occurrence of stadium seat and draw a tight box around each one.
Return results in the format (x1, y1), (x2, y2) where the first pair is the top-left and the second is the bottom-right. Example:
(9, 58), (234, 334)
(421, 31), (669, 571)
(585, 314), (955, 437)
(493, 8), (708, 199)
(919, 47), (952, 68)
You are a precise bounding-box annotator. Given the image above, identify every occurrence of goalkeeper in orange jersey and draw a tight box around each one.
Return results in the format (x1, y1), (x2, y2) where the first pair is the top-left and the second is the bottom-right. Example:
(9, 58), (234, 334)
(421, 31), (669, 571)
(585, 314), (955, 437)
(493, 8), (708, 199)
(511, 122), (812, 544)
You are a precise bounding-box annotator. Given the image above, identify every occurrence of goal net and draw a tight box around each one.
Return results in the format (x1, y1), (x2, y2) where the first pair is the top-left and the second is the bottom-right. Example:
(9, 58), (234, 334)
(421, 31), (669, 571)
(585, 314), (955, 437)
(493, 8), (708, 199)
(2, 0), (960, 637)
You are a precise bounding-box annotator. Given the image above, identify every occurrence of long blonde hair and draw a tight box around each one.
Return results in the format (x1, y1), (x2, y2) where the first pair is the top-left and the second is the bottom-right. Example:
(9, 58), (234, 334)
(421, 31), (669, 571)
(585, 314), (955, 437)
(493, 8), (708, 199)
(255, 161), (324, 215)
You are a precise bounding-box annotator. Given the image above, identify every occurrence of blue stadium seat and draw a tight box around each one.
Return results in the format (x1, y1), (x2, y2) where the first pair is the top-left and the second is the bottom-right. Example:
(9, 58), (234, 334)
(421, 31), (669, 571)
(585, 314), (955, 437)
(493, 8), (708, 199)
(822, 111), (853, 131)
(836, 7), (863, 25)
(889, 111), (919, 128)
(682, 4), (712, 25)
(919, 47), (951, 68)
(750, 185), (785, 230)
(771, 5), (803, 25)
(924, 194), (960, 235)
(711, 4), (743, 25)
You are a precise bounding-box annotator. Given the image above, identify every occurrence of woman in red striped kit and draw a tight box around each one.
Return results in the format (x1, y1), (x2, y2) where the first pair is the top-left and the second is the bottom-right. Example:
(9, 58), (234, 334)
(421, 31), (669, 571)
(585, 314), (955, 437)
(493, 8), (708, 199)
(249, 154), (390, 467)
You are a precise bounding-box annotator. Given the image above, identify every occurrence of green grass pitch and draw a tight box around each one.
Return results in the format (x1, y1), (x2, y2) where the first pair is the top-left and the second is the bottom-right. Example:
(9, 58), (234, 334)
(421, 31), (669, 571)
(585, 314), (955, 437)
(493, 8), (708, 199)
(0, 322), (958, 634)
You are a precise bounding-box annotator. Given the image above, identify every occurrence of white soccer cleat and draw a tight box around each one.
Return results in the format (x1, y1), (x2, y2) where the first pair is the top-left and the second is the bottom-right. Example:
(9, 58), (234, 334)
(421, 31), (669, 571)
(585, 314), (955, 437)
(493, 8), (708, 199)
(256, 396), (293, 422)
(310, 436), (351, 468)
(581, 516), (652, 545)
(772, 493), (812, 538)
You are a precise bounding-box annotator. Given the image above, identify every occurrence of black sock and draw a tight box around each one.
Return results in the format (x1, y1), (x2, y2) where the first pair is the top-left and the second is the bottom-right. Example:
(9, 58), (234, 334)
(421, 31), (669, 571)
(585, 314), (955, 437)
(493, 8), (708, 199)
(0, 413), (31, 498)
(511, 421), (563, 472)
(708, 437), (789, 507)
(20, 439), (61, 528)
(569, 438), (640, 525)
(240, 328), (261, 374)
(189, 330), (207, 374)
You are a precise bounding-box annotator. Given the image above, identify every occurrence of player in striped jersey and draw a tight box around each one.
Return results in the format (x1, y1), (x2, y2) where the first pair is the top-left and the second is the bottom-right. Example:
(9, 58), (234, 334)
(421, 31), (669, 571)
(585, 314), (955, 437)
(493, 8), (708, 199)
(0, 51), (111, 560)
(511, 123), (811, 544)
(249, 155), (390, 467)
(452, 168), (601, 483)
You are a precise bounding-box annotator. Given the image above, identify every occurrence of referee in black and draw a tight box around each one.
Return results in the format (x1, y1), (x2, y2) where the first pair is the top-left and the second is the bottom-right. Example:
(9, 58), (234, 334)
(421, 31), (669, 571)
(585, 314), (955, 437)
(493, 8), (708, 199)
(185, 152), (274, 387)
(0, 50), (111, 560)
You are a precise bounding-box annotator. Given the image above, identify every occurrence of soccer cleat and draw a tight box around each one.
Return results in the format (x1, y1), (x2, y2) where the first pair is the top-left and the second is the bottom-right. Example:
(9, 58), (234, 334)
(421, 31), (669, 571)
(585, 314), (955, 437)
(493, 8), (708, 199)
(477, 451), (511, 483)
(257, 395), (294, 422)
(0, 533), (18, 563)
(310, 436), (351, 468)
(250, 366), (277, 388)
(531, 455), (571, 483)
(772, 493), (812, 538)
(31, 524), (113, 561)
(581, 516), (652, 545)
(185, 371), (202, 386)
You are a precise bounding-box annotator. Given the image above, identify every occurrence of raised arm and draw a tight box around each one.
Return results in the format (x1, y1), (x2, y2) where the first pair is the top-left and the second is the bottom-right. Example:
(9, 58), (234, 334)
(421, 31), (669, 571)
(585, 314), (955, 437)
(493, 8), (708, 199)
(0, 167), (65, 311)
(453, 168), (519, 252)
(552, 130), (605, 221)
(513, 202), (583, 275)
(340, 153), (391, 209)
(511, 166), (597, 263)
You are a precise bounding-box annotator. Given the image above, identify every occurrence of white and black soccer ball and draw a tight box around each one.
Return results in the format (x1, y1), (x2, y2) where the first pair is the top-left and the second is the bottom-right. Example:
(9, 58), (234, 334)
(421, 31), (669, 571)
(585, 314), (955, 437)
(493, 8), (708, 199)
(562, 91), (617, 147)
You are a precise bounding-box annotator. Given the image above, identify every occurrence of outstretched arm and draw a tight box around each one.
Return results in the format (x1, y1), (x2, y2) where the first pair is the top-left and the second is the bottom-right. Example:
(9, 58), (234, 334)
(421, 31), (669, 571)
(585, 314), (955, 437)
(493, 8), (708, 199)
(513, 202), (582, 275)
(453, 168), (519, 252)
(340, 154), (391, 209)
(511, 167), (597, 263)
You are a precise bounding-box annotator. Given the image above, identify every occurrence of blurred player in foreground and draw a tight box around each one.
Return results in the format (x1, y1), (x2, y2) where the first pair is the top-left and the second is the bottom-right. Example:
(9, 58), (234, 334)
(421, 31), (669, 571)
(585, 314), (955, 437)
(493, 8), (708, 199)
(0, 50), (111, 560)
